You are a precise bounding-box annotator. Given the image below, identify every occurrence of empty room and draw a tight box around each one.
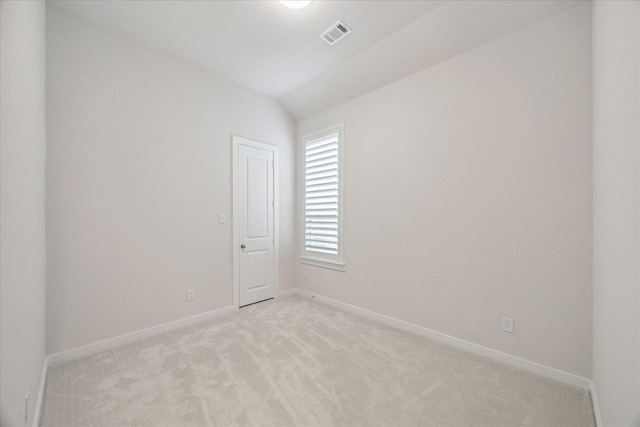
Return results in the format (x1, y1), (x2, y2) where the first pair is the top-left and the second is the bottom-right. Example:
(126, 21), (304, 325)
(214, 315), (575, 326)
(1, 0), (638, 426)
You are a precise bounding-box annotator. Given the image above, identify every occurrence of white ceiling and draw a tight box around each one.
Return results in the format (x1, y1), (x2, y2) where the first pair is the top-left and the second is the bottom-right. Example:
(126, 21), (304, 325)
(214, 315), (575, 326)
(48, 0), (586, 120)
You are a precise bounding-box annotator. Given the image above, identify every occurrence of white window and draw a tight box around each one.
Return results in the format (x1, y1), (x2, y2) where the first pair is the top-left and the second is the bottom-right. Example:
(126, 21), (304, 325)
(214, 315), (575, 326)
(300, 125), (345, 271)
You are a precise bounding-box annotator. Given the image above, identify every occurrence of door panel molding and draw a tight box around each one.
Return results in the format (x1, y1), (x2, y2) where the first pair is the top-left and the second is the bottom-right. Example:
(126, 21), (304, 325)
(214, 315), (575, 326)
(232, 136), (279, 308)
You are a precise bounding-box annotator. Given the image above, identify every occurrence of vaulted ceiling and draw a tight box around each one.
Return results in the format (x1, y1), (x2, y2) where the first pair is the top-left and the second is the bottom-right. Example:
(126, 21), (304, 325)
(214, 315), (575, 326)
(48, 0), (585, 120)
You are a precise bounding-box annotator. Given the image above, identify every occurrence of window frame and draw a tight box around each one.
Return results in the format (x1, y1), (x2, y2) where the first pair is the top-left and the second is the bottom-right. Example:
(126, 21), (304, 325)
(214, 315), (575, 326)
(299, 124), (345, 271)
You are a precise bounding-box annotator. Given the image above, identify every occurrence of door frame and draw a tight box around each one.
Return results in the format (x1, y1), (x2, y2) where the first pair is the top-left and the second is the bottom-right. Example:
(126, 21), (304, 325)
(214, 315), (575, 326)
(232, 136), (279, 308)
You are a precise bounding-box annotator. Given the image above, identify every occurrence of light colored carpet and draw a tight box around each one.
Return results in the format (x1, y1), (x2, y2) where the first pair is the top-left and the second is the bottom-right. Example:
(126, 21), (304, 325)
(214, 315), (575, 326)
(40, 296), (594, 426)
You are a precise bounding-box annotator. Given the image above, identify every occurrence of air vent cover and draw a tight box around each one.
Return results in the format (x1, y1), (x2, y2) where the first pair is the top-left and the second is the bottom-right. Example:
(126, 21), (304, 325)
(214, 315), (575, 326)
(320, 20), (351, 45)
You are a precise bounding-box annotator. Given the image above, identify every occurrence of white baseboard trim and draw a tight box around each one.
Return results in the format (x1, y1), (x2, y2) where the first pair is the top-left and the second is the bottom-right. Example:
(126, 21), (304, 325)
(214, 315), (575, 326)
(32, 357), (48, 427)
(47, 305), (238, 366)
(297, 289), (592, 391)
(590, 381), (602, 427)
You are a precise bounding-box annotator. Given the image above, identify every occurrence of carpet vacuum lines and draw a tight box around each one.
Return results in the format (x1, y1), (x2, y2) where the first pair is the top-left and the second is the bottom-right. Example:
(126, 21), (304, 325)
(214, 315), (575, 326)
(39, 296), (595, 426)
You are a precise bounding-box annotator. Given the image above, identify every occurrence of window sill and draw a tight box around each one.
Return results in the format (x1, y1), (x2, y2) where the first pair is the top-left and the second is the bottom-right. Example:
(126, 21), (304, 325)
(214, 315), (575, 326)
(299, 256), (346, 272)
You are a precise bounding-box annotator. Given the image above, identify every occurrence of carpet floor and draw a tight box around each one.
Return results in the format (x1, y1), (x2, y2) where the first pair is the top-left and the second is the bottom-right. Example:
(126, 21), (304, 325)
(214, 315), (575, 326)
(39, 296), (595, 426)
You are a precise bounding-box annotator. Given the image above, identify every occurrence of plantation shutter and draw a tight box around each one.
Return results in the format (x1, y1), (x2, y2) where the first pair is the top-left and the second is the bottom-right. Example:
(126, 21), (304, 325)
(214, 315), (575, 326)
(305, 133), (339, 257)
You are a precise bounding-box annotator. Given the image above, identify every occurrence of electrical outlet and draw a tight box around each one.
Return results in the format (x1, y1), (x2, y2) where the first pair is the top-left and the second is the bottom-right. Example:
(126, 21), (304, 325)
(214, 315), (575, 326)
(303, 269), (308, 279)
(218, 214), (226, 224)
(187, 289), (195, 301)
(502, 316), (514, 333)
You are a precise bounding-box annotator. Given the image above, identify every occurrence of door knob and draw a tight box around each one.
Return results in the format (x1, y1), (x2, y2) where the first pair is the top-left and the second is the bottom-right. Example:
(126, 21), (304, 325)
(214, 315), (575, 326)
(241, 244), (246, 249)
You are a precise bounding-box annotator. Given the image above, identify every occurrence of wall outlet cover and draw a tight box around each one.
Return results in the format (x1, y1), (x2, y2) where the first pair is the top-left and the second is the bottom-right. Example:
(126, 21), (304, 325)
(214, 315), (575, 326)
(502, 316), (514, 333)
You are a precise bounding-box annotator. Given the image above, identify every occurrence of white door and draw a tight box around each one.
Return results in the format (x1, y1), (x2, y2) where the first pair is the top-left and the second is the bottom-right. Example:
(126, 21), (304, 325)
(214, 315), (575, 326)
(233, 137), (278, 307)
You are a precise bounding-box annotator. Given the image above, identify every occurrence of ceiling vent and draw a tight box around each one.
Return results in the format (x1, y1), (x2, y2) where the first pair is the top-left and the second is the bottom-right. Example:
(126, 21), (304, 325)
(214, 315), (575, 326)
(320, 21), (351, 46)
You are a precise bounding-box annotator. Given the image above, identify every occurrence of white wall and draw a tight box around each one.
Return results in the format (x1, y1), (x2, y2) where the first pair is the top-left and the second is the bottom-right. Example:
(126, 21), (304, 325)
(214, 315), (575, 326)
(592, 1), (640, 425)
(297, 5), (592, 378)
(45, 7), (296, 355)
(0, 1), (48, 425)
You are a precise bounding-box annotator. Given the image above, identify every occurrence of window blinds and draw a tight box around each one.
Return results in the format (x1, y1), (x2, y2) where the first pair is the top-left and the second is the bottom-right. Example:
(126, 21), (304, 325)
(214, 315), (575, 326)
(305, 134), (339, 256)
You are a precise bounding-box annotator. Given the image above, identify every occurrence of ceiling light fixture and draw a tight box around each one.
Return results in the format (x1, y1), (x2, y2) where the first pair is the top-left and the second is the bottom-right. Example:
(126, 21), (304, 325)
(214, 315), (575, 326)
(279, 1), (312, 10)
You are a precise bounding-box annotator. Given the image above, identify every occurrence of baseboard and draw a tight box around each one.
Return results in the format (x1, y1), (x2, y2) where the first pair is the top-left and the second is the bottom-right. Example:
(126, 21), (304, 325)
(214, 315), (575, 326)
(297, 289), (592, 390)
(590, 381), (602, 427)
(32, 357), (48, 427)
(47, 305), (238, 365)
